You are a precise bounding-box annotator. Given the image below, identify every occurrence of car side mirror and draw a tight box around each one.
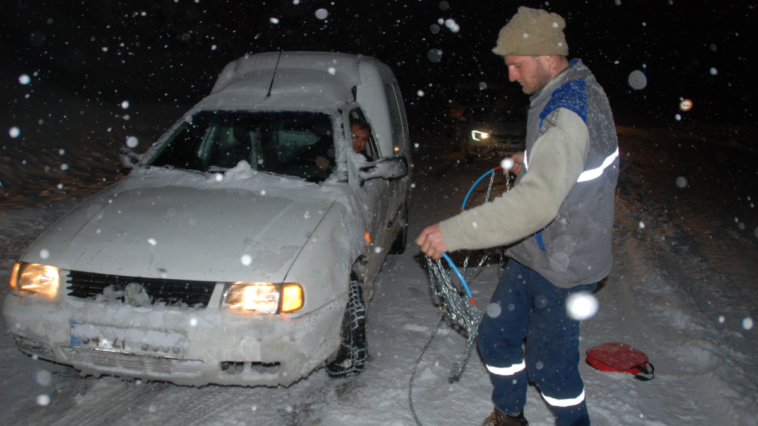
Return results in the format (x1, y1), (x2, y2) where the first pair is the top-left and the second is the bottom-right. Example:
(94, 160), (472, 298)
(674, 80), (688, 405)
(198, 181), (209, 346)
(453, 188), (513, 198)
(118, 147), (144, 169)
(358, 156), (408, 183)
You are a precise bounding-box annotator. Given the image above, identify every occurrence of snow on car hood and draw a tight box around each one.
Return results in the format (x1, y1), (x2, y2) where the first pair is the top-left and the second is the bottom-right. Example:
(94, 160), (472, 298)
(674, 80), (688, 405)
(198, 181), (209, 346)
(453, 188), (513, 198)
(23, 163), (347, 283)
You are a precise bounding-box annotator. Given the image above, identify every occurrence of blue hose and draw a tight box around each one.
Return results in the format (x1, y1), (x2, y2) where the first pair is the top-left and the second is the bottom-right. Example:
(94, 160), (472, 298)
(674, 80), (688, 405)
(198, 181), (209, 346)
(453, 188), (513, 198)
(460, 167), (501, 213)
(442, 253), (475, 306)
(445, 165), (504, 305)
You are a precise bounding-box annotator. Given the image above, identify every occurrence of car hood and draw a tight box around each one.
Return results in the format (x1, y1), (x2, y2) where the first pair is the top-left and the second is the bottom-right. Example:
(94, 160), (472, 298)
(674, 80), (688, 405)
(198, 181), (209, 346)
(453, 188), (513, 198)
(24, 186), (335, 283)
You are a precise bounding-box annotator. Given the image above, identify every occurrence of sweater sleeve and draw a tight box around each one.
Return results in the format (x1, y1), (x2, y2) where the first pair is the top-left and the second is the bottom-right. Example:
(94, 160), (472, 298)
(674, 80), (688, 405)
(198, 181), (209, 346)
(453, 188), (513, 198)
(439, 108), (590, 252)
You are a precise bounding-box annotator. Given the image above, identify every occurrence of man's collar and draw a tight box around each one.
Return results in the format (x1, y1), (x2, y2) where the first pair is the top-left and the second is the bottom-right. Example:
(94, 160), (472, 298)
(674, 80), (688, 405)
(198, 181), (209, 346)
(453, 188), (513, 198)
(530, 59), (576, 102)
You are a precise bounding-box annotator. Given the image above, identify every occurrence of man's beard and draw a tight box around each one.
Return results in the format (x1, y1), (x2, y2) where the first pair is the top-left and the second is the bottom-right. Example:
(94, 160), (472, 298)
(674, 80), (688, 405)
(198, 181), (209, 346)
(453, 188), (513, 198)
(522, 60), (553, 95)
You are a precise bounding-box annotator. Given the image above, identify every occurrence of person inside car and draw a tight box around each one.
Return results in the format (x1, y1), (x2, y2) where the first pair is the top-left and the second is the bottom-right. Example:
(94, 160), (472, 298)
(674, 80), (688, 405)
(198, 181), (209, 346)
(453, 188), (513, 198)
(315, 119), (373, 170)
(351, 119), (372, 160)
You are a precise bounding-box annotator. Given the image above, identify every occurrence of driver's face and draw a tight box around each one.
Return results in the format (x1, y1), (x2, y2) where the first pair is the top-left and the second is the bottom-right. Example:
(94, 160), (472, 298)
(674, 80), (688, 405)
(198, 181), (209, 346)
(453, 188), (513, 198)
(351, 124), (370, 153)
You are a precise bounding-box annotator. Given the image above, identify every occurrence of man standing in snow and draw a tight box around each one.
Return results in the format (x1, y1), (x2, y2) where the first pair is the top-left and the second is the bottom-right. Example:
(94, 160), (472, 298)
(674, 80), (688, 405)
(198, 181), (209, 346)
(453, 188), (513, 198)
(416, 6), (619, 426)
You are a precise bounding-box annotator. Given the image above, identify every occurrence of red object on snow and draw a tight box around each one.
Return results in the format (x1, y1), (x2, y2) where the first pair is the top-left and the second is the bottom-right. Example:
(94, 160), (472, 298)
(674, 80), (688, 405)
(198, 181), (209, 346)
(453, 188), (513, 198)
(586, 342), (655, 381)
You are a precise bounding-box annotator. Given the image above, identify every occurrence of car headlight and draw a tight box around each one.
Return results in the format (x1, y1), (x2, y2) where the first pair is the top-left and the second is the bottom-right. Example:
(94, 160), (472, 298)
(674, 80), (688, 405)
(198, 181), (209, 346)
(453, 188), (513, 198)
(9, 262), (60, 298)
(472, 130), (490, 141)
(222, 282), (303, 314)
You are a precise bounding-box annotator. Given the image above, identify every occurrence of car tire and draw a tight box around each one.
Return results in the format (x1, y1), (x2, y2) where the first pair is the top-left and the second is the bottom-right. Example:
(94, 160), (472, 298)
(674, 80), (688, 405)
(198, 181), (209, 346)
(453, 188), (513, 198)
(326, 276), (368, 378)
(389, 206), (408, 255)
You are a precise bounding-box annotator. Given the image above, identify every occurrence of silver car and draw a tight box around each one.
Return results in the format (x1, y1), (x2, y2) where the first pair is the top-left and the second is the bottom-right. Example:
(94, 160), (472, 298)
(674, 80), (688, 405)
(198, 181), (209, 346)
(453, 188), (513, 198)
(3, 52), (412, 387)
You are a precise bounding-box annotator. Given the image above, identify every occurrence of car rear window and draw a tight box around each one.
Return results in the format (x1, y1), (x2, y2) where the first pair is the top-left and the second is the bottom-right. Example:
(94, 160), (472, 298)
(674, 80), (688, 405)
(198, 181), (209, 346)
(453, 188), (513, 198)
(148, 111), (335, 182)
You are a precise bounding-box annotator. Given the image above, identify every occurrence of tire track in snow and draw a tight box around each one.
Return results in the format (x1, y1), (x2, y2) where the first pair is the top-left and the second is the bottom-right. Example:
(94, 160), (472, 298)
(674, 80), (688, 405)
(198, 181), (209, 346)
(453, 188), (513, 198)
(608, 194), (758, 425)
(52, 378), (169, 426)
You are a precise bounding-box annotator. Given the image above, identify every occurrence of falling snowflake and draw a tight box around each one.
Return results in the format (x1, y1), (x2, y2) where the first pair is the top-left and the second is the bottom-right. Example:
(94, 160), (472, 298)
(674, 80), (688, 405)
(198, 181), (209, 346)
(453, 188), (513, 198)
(628, 70), (647, 90)
(126, 136), (139, 148)
(427, 49), (443, 63)
(36, 395), (51, 407)
(743, 317), (754, 330)
(566, 292), (599, 321)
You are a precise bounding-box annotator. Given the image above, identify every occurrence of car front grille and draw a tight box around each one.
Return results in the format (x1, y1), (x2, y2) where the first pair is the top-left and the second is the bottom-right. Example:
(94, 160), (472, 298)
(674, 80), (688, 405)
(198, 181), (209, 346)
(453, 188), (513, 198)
(64, 348), (206, 376)
(66, 270), (217, 308)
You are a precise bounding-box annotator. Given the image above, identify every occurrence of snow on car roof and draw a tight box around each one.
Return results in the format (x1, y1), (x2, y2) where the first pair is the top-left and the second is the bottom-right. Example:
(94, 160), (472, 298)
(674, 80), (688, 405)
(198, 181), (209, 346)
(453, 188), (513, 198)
(197, 51), (363, 113)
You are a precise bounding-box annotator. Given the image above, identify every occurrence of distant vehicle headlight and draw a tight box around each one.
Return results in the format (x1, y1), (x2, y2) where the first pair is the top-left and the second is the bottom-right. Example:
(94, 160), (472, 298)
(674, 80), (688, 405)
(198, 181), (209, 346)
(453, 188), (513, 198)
(222, 282), (303, 314)
(472, 130), (490, 141)
(9, 262), (60, 298)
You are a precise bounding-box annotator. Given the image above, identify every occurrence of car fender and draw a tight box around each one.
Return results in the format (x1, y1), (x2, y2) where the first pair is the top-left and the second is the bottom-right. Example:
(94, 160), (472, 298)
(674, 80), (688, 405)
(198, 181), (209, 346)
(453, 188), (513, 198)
(283, 201), (354, 316)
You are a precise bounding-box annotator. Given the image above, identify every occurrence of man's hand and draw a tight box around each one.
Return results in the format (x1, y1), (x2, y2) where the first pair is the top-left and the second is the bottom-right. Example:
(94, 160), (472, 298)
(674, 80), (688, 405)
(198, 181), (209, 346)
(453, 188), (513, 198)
(503, 151), (524, 176)
(416, 223), (448, 260)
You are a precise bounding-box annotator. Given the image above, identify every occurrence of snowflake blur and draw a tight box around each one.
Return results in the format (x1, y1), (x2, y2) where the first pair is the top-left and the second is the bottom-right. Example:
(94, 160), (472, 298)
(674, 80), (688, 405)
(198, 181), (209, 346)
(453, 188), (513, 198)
(565, 291), (599, 321)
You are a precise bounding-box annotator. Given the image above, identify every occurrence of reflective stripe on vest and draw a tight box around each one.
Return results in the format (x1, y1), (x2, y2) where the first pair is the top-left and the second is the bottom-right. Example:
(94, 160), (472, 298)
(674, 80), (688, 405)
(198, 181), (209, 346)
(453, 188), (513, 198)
(542, 388), (586, 408)
(485, 360), (526, 376)
(523, 149), (529, 171)
(523, 147), (618, 183)
(577, 147), (619, 182)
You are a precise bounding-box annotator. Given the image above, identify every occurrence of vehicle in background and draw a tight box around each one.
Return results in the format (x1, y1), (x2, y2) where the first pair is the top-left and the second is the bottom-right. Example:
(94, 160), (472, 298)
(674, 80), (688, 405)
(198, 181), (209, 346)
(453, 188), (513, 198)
(454, 103), (526, 158)
(444, 82), (514, 138)
(3, 51), (412, 387)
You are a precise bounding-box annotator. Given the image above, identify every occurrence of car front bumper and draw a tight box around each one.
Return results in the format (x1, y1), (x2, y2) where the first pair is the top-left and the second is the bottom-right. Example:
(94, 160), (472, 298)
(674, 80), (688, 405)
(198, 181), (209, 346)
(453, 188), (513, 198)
(3, 289), (345, 387)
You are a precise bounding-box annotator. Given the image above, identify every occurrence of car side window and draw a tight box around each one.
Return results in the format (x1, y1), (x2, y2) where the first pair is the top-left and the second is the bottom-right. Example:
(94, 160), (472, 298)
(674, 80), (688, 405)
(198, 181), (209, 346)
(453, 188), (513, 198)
(347, 108), (379, 161)
(384, 83), (409, 156)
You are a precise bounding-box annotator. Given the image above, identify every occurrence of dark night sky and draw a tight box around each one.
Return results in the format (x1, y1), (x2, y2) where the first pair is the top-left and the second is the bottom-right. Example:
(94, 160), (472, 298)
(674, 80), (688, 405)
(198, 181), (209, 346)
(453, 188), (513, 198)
(1, 0), (756, 126)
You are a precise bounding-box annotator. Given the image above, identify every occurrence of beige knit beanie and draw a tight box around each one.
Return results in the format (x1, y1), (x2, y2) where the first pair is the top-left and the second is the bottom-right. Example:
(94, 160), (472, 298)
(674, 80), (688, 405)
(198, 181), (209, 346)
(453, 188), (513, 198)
(492, 6), (569, 56)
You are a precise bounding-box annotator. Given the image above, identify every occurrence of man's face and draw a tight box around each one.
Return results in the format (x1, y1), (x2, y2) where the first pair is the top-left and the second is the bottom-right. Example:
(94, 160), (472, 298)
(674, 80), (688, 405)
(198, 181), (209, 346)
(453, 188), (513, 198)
(351, 124), (370, 153)
(504, 55), (553, 95)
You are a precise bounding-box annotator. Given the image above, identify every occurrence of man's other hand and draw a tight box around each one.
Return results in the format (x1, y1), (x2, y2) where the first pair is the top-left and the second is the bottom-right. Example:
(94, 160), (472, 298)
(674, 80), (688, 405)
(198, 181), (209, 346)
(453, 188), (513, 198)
(416, 223), (448, 260)
(503, 151), (524, 176)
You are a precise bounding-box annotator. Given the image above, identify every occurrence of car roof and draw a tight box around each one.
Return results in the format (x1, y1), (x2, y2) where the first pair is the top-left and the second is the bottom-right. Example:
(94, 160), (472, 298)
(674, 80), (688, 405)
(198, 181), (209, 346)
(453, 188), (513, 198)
(198, 51), (387, 113)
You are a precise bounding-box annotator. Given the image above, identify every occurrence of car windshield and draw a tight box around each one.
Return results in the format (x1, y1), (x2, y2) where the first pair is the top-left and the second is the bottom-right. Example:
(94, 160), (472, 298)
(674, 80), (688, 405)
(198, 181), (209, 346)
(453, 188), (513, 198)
(467, 106), (521, 123)
(148, 111), (335, 183)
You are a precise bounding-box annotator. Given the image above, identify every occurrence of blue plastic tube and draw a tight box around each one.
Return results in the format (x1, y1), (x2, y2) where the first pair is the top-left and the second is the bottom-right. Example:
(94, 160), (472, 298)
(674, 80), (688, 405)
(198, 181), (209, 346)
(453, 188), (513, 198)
(460, 166), (502, 213)
(442, 253), (475, 306)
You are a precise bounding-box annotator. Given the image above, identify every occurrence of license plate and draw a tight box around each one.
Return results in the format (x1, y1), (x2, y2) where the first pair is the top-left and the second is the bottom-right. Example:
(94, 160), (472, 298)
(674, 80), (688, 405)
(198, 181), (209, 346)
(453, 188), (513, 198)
(70, 322), (188, 357)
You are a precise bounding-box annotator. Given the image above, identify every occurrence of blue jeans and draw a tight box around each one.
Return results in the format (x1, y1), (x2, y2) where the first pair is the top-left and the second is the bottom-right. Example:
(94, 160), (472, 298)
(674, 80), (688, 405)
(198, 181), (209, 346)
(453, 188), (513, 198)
(477, 260), (596, 426)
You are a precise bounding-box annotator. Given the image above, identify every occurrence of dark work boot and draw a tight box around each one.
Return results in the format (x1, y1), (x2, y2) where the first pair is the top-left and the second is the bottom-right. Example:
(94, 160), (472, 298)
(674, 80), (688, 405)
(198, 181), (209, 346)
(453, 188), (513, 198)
(482, 408), (529, 426)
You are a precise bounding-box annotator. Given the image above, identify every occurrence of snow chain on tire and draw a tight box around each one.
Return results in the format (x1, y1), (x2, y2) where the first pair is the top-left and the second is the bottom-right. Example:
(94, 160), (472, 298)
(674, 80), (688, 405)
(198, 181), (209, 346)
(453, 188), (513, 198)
(326, 277), (368, 378)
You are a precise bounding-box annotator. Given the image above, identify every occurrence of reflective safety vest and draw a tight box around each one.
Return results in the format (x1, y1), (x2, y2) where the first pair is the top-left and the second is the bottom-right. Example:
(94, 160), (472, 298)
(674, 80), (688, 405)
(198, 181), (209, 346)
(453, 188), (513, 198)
(506, 59), (619, 288)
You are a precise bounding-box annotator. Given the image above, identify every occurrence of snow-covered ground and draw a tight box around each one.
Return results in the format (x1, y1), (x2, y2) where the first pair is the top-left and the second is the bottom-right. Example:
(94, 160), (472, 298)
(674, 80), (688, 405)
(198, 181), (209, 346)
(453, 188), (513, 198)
(1, 87), (757, 425)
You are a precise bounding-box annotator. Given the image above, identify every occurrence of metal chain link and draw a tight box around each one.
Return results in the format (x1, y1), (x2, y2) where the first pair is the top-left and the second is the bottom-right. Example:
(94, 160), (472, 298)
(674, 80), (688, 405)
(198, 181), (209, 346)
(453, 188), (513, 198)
(409, 166), (513, 425)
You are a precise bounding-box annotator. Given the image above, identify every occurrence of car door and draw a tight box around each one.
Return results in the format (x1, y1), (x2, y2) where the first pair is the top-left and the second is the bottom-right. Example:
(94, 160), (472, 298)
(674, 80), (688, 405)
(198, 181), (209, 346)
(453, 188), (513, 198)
(343, 106), (391, 299)
(383, 81), (411, 237)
